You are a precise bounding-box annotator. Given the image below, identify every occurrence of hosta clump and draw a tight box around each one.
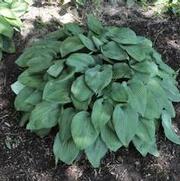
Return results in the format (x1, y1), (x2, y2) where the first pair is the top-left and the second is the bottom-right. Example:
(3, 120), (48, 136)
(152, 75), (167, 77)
(12, 15), (180, 167)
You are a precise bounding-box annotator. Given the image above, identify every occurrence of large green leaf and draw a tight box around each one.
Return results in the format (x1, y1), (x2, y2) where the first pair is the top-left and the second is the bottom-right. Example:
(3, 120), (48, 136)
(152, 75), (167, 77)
(25, 90), (42, 105)
(71, 111), (98, 149)
(133, 118), (159, 156)
(131, 61), (158, 77)
(91, 98), (113, 131)
(87, 14), (103, 34)
(113, 105), (139, 146)
(144, 91), (162, 119)
(106, 27), (138, 44)
(161, 111), (180, 145)
(85, 65), (112, 94)
(121, 44), (147, 62)
(71, 95), (90, 111)
(43, 70), (74, 104)
(66, 53), (95, 72)
(58, 108), (76, 142)
(111, 82), (128, 102)
(0, 16), (13, 38)
(78, 34), (96, 51)
(60, 36), (84, 57)
(14, 87), (34, 111)
(47, 60), (64, 78)
(2, 36), (15, 53)
(160, 78), (180, 102)
(112, 63), (132, 79)
(27, 101), (59, 130)
(127, 80), (147, 116)
(53, 132), (79, 164)
(64, 23), (83, 35)
(18, 70), (44, 89)
(71, 75), (93, 102)
(101, 124), (122, 151)
(27, 55), (53, 73)
(85, 137), (107, 168)
(101, 41), (128, 61)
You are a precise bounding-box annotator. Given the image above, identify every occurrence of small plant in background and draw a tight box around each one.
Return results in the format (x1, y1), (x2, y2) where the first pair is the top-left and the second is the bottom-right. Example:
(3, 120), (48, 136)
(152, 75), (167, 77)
(0, 0), (31, 61)
(11, 15), (180, 167)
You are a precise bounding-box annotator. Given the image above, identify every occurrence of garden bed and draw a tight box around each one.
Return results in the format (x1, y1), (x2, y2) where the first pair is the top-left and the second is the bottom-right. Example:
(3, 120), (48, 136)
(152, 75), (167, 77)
(0, 1), (180, 180)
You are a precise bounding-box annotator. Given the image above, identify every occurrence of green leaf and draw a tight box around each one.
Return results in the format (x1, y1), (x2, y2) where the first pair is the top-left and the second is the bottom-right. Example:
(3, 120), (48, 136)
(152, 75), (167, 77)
(160, 78), (180, 102)
(0, 16), (13, 38)
(161, 111), (180, 145)
(107, 27), (138, 44)
(43, 69), (74, 104)
(87, 14), (103, 34)
(71, 95), (90, 110)
(127, 80), (147, 116)
(91, 98), (113, 131)
(18, 70), (44, 89)
(11, 81), (25, 94)
(101, 124), (122, 151)
(27, 101), (59, 130)
(112, 63), (132, 79)
(64, 23), (83, 35)
(78, 34), (96, 51)
(47, 60), (64, 78)
(111, 82), (128, 102)
(85, 137), (107, 168)
(14, 87), (34, 111)
(85, 65), (113, 94)
(60, 36), (84, 57)
(66, 53), (95, 72)
(71, 75), (93, 102)
(2, 36), (15, 53)
(121, 44), (147, 62)
(113, 105), (139, 146)
(25, 90), (42, 105)
(131, 61), (158, 77)
(27, 55), (53, 73)
(144, 91), (162, 119)
(101, 41), (128, 61)
(133, 136), (159, 157)
(58, 108), (76, 142)
(53, 132), (79, 164)
(133, 118), (158, 157)
(71, 111), (98, 149)
(92, 36), (103, 49)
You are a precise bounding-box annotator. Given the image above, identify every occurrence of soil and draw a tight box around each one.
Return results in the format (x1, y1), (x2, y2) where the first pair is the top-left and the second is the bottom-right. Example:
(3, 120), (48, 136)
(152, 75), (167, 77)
(0, 1), (180, 181)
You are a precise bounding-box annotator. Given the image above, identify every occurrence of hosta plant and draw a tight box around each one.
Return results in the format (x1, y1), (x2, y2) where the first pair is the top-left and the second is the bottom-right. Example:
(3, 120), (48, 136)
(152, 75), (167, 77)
(11, 15), (180, 168)
(0, 0), (31, 60)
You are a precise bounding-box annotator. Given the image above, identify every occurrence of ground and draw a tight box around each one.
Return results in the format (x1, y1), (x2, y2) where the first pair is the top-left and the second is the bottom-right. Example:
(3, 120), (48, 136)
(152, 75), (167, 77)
(0, 1), (180, 181)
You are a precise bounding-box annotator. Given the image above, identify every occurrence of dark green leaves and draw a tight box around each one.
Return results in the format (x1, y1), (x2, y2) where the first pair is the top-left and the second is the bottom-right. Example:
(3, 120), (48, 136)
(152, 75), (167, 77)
(71, 75), (93, 102)
(60, 36), (84, 57)
(162, 111), (180, 145)
(53, 132), (79, 164)
(12, 16), (180, 168)
(101, 41), (128, 61)
(113, 105), (139, 146)
(66, 53), (95, 72)
(91, 98), (113, 131)
(107, 27), (138, 44)
(85, 137), (107, 168)
(85, 65), (112, 94)
(87, 14), (103, 34)
(71, 111), (98, 149)
(27, 101), (59, 130)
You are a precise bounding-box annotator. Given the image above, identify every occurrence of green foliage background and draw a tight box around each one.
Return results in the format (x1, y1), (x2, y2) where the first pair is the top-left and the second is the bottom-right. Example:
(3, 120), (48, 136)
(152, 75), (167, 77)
(0, 0), (31, 61)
